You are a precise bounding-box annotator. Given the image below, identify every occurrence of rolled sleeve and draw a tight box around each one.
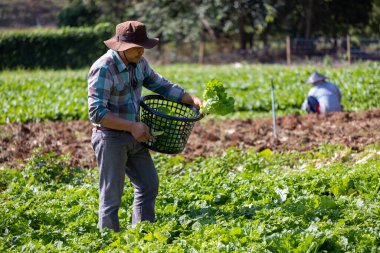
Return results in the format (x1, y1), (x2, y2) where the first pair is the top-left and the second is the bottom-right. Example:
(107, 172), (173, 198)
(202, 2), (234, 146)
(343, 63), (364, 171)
(88, 66), (113, 124)
(141, 58), (185, 102)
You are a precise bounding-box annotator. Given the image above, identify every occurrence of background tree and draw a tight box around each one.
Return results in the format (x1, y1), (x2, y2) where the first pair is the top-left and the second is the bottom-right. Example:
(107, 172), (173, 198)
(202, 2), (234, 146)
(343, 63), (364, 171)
(129, 0), (275, 52)
(0, 0), (378, 65)
(215, 0), (274, 51)
(58, 0), (100, 27)
(361, 0), (380, 36)
(0, 0), (64, 27)
(264, 0), (373, 38)
(93, 0), (129, 23)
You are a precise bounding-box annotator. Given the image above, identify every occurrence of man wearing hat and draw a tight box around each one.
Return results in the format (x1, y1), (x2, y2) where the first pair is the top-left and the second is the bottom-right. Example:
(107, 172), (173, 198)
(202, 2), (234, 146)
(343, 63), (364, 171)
(301, 71), (342, 114)
(88, 21), (202, 231)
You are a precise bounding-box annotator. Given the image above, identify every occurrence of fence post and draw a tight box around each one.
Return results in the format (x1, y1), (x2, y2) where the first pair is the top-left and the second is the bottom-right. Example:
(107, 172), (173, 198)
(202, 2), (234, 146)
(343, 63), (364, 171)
(286, 35), (291, 65)
(198, 41), (205, 64)
(346, 34), (351, 65)
(198, 24), (205, 64)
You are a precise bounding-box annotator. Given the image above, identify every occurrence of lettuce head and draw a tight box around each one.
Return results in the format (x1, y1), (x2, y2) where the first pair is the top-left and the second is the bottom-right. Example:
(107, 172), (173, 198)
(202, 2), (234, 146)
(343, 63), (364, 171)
(200, 79), (235, 116)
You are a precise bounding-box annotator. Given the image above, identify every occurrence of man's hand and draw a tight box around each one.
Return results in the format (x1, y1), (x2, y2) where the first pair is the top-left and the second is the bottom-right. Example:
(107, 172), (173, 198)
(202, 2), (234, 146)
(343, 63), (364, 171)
(131, 122), (153, 143)
(182, 92), (203, 109)
(191, 96), (203, 109)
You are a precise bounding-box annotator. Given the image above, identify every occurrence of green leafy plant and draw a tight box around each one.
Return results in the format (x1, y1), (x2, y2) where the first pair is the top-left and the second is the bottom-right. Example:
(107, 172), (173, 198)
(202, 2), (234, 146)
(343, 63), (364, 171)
(1, 62), (379, 123)
(155, 106), (180, 117)
(200, 79), (235, 116)
(1, 145), (380, 252)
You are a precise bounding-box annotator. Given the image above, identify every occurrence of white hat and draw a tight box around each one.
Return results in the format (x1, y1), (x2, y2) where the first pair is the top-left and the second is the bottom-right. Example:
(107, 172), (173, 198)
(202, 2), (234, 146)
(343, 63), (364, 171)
(306, 71), (327, 84)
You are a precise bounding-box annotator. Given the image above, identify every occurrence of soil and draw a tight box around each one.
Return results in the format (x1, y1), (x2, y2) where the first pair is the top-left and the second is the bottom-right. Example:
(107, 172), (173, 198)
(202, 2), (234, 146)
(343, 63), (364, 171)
(1, 109), (380, 169)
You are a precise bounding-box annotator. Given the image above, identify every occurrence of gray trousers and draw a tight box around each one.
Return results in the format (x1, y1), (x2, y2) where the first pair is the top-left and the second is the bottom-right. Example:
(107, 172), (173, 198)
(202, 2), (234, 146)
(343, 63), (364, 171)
(91, 129), (159, 232)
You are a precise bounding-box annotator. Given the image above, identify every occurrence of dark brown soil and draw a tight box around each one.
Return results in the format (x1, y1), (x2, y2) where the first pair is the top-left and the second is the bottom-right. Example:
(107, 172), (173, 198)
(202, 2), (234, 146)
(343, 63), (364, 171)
(1, 109), (380, 169)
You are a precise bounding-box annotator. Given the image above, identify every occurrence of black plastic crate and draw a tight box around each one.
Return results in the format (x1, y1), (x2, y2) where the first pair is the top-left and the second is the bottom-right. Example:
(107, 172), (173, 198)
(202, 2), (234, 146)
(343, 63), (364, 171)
(140, 94), (203, 154)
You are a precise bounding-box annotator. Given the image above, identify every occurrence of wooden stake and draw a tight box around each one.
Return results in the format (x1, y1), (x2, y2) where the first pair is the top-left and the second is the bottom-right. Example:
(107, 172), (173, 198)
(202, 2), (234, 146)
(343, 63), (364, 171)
(199, 40), (205, 64)
(286, 35), (291, 65)
(198, 23), (205, 64)
(346, 34), (351, 65)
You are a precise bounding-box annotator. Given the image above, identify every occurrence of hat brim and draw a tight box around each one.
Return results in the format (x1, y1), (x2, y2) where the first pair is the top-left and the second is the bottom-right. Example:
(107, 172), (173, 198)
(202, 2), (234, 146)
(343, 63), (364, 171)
(306, 72), (327, 84)
(306, 77), (326, 83)
(104, 37), (159, 51)
(306, 77), (326, 84)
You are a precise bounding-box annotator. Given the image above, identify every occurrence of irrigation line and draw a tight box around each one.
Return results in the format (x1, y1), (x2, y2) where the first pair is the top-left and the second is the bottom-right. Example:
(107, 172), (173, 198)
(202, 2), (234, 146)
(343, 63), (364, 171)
(271, 79), (277, 138)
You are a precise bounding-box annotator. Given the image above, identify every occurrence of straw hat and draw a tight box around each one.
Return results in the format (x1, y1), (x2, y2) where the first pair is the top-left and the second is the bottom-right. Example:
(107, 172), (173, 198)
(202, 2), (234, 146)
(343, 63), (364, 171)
(104, 21), (159, 51)
(306, 71), (327, 84)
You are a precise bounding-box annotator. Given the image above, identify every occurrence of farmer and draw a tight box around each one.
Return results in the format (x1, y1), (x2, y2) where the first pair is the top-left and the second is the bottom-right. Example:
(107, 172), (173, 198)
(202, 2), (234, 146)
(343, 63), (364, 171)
(301, 71), (343, 113)
(88, 20), (202, 232)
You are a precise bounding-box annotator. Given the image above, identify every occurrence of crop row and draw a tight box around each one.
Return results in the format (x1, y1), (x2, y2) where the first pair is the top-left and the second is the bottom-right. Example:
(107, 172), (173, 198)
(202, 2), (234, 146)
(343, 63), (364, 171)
(0, 62), (379, 123)
(1, 144), (379, 252)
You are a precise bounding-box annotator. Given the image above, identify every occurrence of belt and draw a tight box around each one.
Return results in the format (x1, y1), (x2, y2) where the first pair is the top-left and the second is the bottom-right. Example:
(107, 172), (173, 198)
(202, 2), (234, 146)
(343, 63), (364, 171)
(95, 127), (129, 133)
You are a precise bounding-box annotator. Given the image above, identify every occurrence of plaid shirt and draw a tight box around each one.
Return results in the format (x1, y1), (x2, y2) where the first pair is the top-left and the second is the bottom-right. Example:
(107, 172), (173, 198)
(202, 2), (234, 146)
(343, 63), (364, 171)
(88, 49), (185, 126)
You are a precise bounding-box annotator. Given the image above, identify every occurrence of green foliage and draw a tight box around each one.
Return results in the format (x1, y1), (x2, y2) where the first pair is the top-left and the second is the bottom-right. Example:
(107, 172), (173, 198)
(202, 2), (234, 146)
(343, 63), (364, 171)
(0, 0), (379, 52)
(266, 0), (373, 38)
(132, 0), (275, 47)
(0, 25), (112, 69)
(0, 62), (379, 123)
(22, 151), (88, 189)
(1, 145), (380, 251)
(58, 0), (100, 27)
(156, 106), (180, 117)
(201, 79), (235, 115)
(0, 69), (88, 123)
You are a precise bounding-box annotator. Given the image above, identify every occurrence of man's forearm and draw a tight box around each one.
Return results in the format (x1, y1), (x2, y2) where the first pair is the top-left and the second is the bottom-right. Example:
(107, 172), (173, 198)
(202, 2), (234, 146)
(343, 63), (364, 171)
(99, 112), (135, 131)
(181, 92), (203, 109)
(181, 92), (195, 105)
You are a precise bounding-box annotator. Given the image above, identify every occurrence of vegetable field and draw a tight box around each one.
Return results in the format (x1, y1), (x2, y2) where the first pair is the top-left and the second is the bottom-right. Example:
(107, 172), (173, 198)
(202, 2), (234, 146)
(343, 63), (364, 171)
(1, 63), (380, 252)
(0, 62), (379, 123)
(1, 145), (379, 252)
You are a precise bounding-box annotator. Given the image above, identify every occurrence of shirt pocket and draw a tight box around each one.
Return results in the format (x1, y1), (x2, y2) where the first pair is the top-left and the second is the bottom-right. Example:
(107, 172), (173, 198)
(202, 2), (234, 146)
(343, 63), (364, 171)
(135, 68), (144, 87)
(135, 75), (144, 88)
(117, 90), (135, 114)
(115, 82), (128, 92)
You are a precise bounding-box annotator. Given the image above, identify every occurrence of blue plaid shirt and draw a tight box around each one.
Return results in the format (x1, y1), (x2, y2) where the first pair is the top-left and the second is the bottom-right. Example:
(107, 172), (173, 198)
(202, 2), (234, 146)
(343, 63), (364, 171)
(88, 49), (185, 126)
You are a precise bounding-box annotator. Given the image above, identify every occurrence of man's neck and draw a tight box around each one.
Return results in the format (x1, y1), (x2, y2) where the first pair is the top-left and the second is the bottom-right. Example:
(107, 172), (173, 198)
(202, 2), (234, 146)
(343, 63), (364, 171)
(118, 51), (129, 66)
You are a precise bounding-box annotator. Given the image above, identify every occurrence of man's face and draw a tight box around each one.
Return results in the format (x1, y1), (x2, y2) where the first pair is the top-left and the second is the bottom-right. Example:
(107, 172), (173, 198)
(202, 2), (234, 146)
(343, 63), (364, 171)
(123, 47), (144, 63)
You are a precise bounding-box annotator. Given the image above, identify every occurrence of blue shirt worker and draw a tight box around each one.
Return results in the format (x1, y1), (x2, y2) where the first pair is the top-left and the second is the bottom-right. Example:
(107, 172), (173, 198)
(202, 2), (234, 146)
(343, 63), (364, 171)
(88, 20), (202, 232)
(301, 71), (343, 113)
